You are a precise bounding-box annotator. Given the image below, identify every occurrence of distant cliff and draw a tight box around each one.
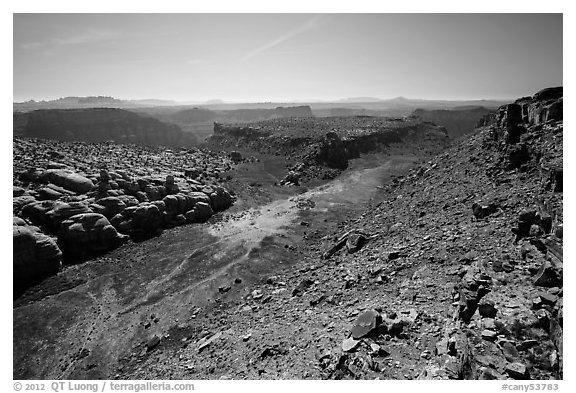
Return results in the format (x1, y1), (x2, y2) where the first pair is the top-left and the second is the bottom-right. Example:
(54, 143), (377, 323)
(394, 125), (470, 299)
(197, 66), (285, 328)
(411, 106), (495, 139)
(209, 117), (449, 182)
(274, 106), (313, 118)
(166, 105), (313, 124)
(13, 96), (176, 112)
(18, 108), (189, 147)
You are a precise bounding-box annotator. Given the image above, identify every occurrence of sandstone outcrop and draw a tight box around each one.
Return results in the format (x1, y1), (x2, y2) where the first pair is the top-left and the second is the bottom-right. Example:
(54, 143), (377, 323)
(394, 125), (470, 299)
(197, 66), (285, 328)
(58, 213), (127, 257)
(13, 225), (62, 288)
(39, 169), (94, 194)
(13, 136), (237, 289)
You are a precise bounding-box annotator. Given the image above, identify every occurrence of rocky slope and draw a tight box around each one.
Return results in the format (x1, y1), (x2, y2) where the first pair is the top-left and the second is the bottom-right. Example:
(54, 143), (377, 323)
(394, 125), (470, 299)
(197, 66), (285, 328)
(208, 117), (450, 184)
(15, 108), (195, 147)
(115, 87), (562, 380)
(411, 106), (495, 139)
(13, 137), (236, 292)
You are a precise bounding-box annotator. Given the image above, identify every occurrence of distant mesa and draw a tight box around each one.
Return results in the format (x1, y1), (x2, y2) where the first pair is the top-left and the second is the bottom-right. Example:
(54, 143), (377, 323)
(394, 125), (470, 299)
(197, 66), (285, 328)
(17, 108), (189, 147)
(13, 96), (175, 112)
(338, 97), (384, 103)
(164, 105), (313, 126)
(203, 99), (226, 105)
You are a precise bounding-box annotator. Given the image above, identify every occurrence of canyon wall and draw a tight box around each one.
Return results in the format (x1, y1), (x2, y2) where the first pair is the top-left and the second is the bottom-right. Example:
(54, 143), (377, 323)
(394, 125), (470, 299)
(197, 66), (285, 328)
(411, 106), (495, 139)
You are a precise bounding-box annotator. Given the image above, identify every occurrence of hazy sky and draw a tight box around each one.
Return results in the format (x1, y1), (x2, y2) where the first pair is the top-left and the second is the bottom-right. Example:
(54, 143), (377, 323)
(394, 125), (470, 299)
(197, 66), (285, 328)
(13, 13), (562, 102)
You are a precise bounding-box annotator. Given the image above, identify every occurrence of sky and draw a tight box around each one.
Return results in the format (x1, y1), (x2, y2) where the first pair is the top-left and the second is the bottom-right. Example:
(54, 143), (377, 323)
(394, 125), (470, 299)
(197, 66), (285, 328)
(13, 13), (563, 102)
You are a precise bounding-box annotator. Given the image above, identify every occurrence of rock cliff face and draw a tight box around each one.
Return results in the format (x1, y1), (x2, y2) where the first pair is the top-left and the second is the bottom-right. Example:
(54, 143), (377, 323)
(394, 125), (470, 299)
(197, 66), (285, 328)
(412, 106), (495, 139)
(210, 117), (449, 183)
(497, 86), (562, 128)
(18, 108), (189, 147)
(212, 105), (313, 122)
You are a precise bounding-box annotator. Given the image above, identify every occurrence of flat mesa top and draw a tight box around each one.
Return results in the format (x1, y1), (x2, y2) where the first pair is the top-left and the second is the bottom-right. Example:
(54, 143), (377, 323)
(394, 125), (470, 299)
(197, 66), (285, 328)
(219, 116), (425, 139)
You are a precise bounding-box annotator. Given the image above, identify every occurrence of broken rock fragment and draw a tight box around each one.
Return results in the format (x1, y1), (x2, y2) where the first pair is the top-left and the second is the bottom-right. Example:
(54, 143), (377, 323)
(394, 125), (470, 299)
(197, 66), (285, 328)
(505, 362), (529, 379)
(341, 337), (360, 352)
(351, 310), (381, 339)
(346, 232), (366, 253)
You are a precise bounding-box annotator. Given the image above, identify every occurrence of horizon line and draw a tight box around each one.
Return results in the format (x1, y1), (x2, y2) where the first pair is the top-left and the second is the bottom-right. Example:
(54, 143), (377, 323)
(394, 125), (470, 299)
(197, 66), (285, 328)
(13, 95), (519, 105)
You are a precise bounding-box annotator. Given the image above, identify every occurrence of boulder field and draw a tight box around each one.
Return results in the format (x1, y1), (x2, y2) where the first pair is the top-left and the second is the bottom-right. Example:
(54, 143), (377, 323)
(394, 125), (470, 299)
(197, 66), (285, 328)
(13, 138), (236, 290)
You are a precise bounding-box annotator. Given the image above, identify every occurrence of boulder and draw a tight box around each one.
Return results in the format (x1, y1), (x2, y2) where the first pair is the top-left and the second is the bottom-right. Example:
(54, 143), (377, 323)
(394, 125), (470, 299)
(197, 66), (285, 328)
(13, 186), (25, 197)
(117, 179), (140, 193)
(37, 187), (63, 200)
(351, 310), (381, 339)
(45, 202), (93, 231)
(13, 195), (37, 214)
(137, 178), (149, 191)
(281, 171), (301, 186)
(40, 169), (94, 194)
(19, 168), (44, 183)
(164, 175), (180, 194)
(13, 225), (62, 287)
(117, 195), (139, 207)
(208, 187), (234, 211)
(481, 329), (497, 342)
(116, 203), (164, 234)
(472, 202), (498, 219)
(346, 232), (366, 253)
(514, 209), (537, 237)
(163, 194), (180, 215)
(99, 169), (111, 182)
(230, 151), (243, 163)
(21, 200), (61, 227)
(135, 191), (149, 202)
(184, 168), (201, 178)
(505, 362), (529, 379)
(478, 297), (498, 318)
(184, 202), (213, 223)
(13, 216), (27, 226)
(94, 196), (127, 218)
(342, 337), (360, 352)
(291, 278), (314, 297)
(163, 192), (211, 217)
(144, 184), (161, 201)
(58, 213), (126, 256)
(533, 261), (562, 287)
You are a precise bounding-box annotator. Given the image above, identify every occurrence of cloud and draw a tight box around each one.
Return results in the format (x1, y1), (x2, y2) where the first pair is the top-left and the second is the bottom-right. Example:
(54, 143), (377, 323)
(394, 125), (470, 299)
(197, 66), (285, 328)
(240, 15), (324, 62)
(20, 29), (120, 50)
